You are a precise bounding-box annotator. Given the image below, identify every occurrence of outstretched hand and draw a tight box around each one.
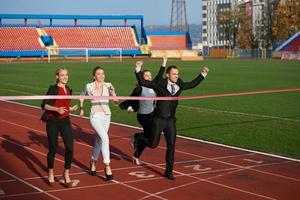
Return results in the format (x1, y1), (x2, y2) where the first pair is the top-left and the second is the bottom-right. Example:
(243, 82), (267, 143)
(135, 60), (143, 72)
(202, 67), (209, 74)
(162, 56), (168, 67)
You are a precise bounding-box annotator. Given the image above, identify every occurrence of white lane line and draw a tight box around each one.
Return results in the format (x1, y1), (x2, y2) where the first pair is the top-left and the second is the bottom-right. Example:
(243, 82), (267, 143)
(0, 125), (287, 200)
(244, 158), (264, 164)
(0, 102), (300, 198)
(0, 168), (60, 200)
(2, 100), (300, 163)
(1, 106), (300, 183)
(179, 105), (300, 123)
(134, 157), (280, 200)
(0, 123), (166, 200)
(0, 179), (16, 183)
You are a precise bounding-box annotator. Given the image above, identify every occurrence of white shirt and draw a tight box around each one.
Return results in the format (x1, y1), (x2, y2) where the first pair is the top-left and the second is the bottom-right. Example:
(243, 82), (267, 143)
(81, 81), (113, 115)
(167, 80), (179, 95)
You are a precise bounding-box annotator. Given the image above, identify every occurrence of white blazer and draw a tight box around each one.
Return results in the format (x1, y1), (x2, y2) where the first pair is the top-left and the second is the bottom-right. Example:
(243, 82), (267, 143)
(81, 81), (113, 115)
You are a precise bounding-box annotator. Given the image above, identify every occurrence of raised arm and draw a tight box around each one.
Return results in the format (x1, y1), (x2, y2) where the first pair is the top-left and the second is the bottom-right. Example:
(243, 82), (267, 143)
(134, 58), (167, 89)
(182, 67), (209, 90)
(152, 57), (167, 82)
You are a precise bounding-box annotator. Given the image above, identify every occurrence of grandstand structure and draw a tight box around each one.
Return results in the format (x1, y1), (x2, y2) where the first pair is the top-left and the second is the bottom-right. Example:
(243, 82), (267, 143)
(0, 14), (199, 61)
(274, 31), (300, 60)
(146, 31), (200, 59)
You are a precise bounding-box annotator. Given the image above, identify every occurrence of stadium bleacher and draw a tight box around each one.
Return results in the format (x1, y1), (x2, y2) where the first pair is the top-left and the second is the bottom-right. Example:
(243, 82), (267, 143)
(0, 14), (199, 59)
(0, 27), (43, 51)
(148, 33), (190, 50)
(44, 27), (139, 50)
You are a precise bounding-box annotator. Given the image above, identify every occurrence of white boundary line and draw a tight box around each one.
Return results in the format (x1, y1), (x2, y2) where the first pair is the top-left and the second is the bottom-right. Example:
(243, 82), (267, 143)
(0, 121), (167, 200)
(0, 131), (281, 200)
(179, 105), (300, 123)
(1, 100), (299, 163)
(2, 115), (298, 184)
(0, 107), (298, 200)
(1, 101), (300, 183)
(0, 168), (61, 200)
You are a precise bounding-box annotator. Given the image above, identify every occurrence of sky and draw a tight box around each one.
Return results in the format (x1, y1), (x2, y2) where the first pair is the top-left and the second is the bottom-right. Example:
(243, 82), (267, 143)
(0, 0), (202, 25)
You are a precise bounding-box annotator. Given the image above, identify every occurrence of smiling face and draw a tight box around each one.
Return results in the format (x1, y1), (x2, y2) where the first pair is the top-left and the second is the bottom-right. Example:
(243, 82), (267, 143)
(93, 68), (105, 82)
(56, 68), (68, 85)
(143, 71), (152, 81)
(167, 68), (179, 83)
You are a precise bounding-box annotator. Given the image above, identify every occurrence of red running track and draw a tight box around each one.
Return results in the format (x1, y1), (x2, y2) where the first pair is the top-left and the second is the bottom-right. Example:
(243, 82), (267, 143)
(0, 101), (299, 200)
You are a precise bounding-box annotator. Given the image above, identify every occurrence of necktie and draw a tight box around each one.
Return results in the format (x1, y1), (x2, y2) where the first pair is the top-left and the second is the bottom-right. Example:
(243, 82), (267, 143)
(171, 84), (175, 95)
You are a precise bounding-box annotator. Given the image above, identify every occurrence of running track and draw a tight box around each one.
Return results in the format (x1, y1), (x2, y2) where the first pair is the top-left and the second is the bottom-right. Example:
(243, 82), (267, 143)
(0, 101), (299, 200)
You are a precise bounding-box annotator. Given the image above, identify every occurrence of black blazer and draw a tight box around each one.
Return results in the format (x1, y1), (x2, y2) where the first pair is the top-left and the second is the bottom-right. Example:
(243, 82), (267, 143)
(118, 85), (141, 112)
(40, 84), (72, 122)
(136, 67), (205, 119)
(119, 66), (165, 112)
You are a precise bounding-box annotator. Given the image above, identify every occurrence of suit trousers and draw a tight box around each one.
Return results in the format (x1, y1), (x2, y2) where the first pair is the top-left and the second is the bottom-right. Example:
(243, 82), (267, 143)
(137, 116), (176, 174)
(46, 117), (73, 169)
(134, 113), (153, 158)
(90, 112), (111, 164)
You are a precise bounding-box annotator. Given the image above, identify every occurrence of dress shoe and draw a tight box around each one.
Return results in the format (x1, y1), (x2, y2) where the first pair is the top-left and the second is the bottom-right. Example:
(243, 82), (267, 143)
(165, 173), (176, 180)
(132, 156), (142, 166)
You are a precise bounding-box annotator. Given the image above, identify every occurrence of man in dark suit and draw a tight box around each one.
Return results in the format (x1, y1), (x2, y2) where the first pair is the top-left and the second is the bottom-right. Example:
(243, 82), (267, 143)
(134, 61), (209, 180)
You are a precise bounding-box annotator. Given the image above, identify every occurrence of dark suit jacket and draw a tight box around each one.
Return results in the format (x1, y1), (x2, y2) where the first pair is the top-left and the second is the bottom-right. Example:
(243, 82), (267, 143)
(119, 66), (165, 112)
(136, 67), (205, 119)
(118, 85), (141, 112)
(40, 84), (72, 122)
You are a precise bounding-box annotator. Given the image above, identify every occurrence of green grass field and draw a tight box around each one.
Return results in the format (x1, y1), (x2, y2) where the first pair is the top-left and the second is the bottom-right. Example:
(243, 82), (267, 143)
(0, 58), (300, 159)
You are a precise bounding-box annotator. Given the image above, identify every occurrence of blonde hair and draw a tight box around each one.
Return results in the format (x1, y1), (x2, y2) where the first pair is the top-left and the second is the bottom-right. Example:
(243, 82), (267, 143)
(55, 67), (68, 83)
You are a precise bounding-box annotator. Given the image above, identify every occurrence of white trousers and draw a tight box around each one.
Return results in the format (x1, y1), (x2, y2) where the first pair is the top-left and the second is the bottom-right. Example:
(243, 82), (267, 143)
(90, 112), (111, 164)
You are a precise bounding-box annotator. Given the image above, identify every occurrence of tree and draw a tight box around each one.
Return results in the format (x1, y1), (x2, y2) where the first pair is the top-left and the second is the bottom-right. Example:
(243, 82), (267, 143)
(272, 0), (300, 43)
(236, 8), (256, 49)
(217, 9), (241, 49)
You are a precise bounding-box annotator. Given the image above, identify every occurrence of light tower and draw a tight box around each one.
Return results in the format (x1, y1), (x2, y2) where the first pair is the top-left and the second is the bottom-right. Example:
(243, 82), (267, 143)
(170, 0), (189, 31)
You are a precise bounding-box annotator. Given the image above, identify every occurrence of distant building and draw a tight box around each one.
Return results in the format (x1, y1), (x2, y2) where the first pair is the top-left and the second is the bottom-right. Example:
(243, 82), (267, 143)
(202, 0), (233, 49)
(202, 0), (281, 51)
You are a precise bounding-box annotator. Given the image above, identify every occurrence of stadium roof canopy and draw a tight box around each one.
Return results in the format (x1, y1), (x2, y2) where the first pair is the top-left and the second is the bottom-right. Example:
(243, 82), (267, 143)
(0, 14), (143, 20)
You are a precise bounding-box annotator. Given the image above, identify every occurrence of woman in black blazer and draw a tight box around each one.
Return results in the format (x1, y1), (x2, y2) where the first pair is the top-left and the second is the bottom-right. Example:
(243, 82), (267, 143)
(41, 67), (78, 187)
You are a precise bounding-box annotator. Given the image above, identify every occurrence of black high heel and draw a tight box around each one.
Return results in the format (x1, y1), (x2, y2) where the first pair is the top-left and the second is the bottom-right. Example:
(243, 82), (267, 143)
(104, 165), (113, 180)
(90, 160), (97, 176)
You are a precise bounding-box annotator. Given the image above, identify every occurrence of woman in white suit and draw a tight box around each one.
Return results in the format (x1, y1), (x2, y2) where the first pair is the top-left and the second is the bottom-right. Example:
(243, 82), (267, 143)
(80, 66), (118, 180)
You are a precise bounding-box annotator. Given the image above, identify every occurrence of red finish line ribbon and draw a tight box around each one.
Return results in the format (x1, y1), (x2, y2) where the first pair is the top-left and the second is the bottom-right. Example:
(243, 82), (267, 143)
(0, 88), (299, 101)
